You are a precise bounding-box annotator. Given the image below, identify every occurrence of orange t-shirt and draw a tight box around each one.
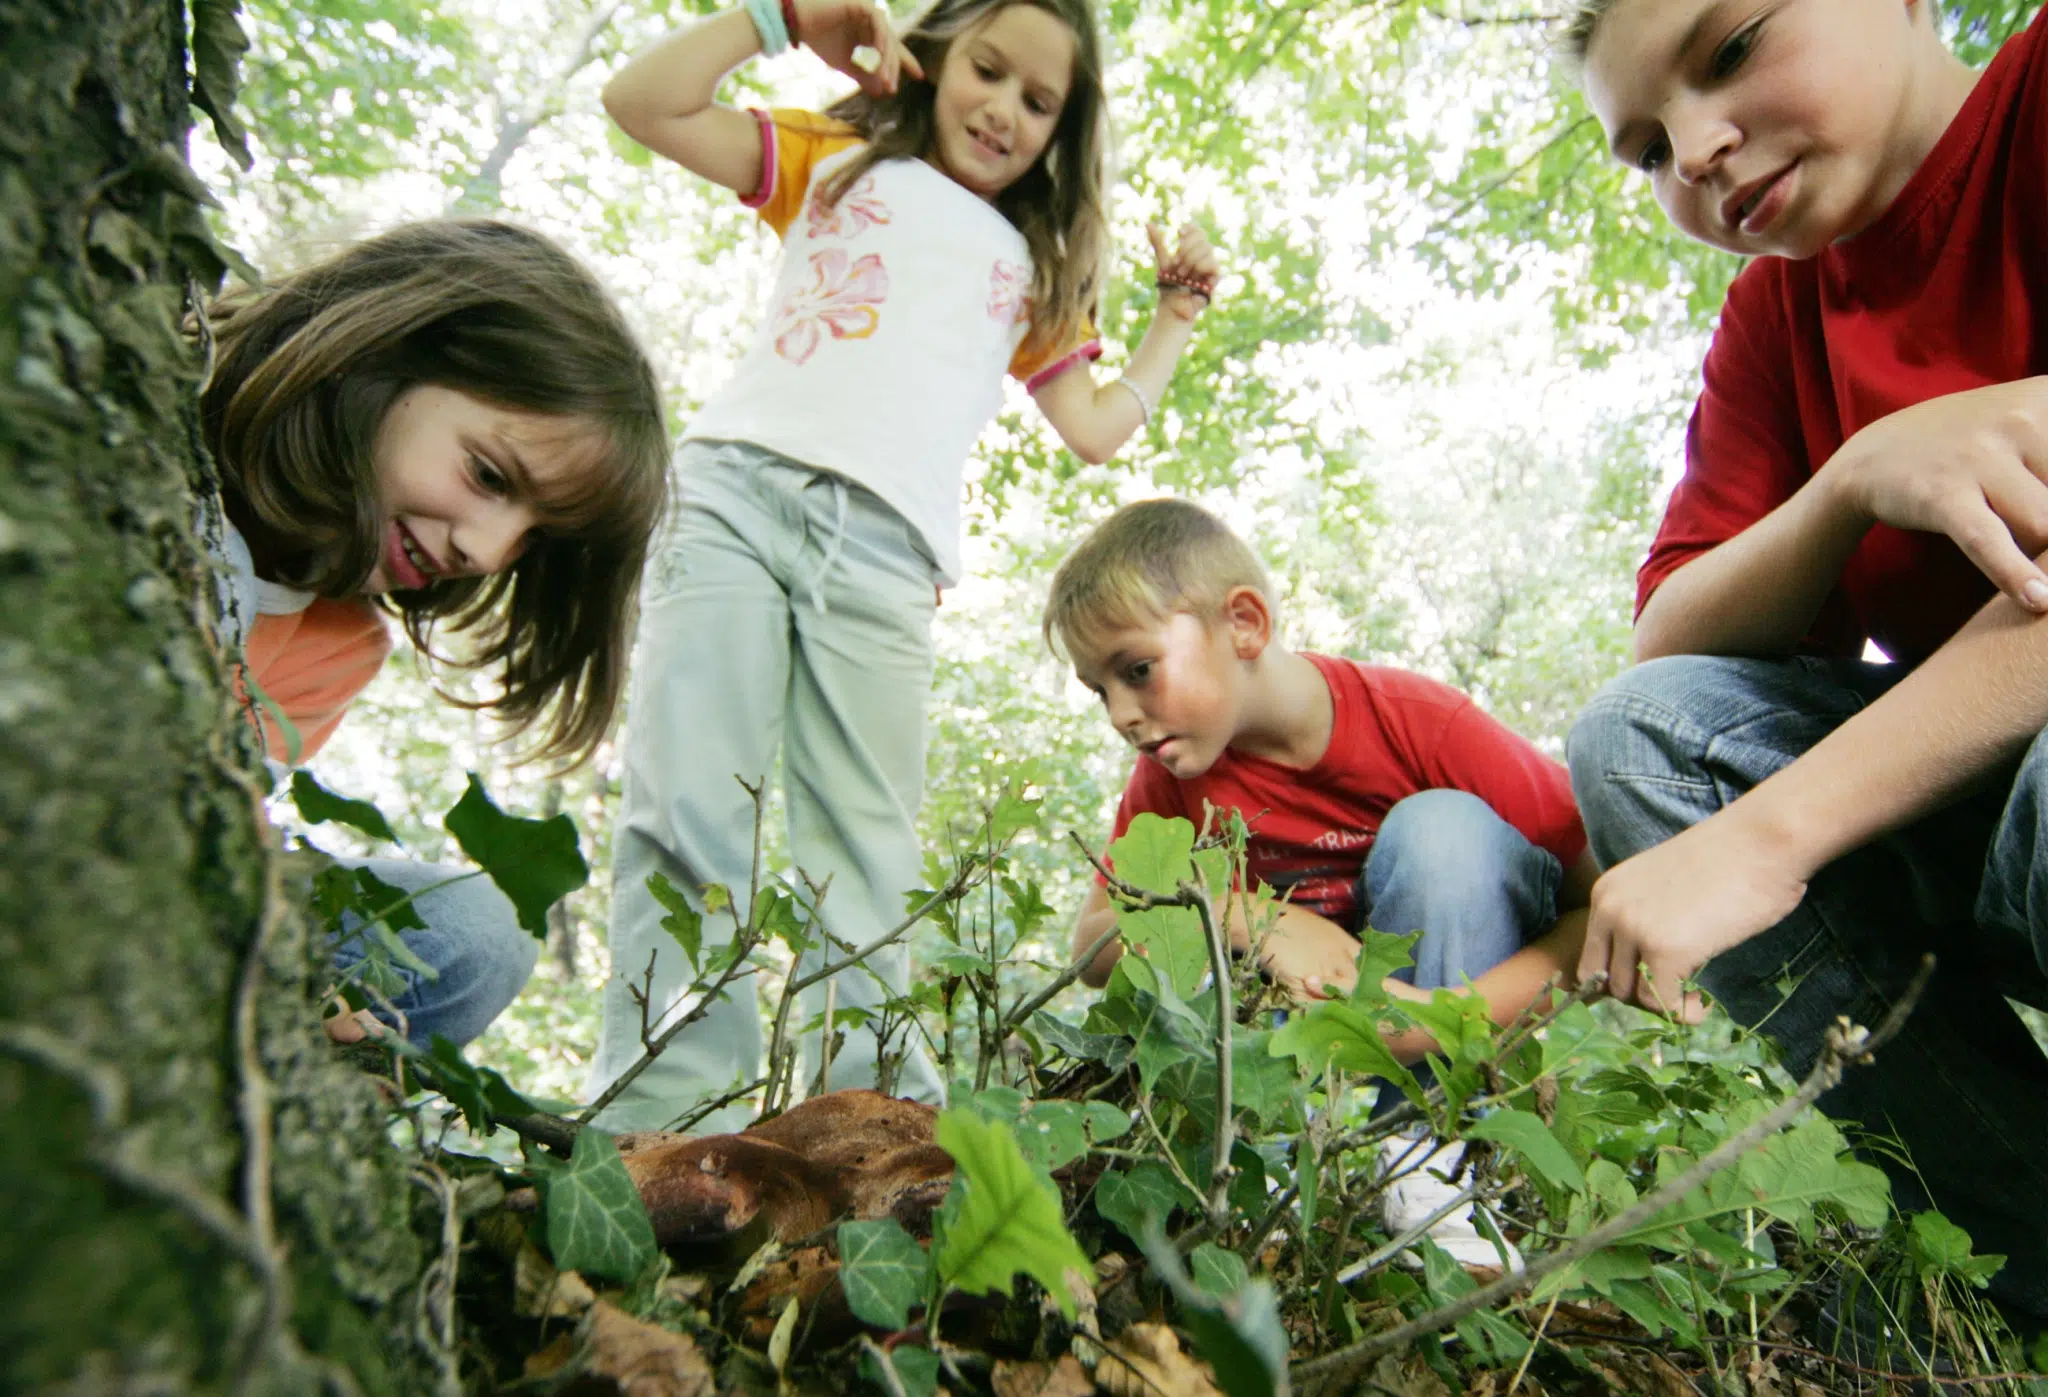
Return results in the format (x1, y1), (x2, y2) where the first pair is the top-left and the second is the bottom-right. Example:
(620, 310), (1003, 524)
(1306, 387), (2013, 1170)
(240, 599), (391, 762)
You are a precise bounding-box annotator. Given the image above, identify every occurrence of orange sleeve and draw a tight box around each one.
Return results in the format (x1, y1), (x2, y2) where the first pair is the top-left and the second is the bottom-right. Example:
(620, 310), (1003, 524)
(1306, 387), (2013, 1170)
(743, 107), (864, 237)
(240, 600), (392, 762)
(1011, 318), (1103, 389)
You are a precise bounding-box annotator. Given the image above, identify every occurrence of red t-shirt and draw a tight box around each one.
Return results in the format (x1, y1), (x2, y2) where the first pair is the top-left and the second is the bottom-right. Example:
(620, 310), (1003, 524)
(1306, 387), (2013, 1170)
(1640, 7), (2048, 667)
(1106, 655), (1586, 928)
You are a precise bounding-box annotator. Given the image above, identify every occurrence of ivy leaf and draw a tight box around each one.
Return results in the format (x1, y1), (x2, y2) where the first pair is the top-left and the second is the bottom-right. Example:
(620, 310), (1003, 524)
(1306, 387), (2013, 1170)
(1137, 1220), (1289, 1397)
(859, 1344), (939, 1397)
(1466, 1109), (1586, 1194)
(1349, 929), (1421, 1005)
(1909, 1212), (2006, 1289)
(837, 1219), (928, 1329)
(427, 1035), (543, 1134)
(1190, 1242), (1250, 1300)
(350, 866), (427, 934)
(443, 772), (588, 938)
(931, 1110), (1092, 1318)
(1028, 1011), (1133, 1071)
(291, 770), (398, 844)
(647, 873), (702, 971)
(189, 0), (253, 169)
(527, 1127), (658, 1284)
(1095, 1161), (1197, 1245)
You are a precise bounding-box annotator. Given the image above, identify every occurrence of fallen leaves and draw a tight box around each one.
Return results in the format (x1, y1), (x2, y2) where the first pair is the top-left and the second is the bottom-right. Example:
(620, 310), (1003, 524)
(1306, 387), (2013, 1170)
(1098, 1322), (1223, 1397)
(523, 1301), (716, 1397)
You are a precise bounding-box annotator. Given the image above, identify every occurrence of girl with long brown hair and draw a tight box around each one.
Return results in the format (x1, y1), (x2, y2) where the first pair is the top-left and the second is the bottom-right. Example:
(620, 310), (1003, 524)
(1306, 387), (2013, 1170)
(205, 218), (668, 1046)
(594, 0), (1221, 1127)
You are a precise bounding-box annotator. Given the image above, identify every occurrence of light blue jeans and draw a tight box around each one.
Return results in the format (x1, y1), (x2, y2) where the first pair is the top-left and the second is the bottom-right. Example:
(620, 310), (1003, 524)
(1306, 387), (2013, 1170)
(593, 441), (946, 1133)
(1360, 789), (1564, 990)
(1570, 656), (2048, 1318)
(327, 858), (539, 1048)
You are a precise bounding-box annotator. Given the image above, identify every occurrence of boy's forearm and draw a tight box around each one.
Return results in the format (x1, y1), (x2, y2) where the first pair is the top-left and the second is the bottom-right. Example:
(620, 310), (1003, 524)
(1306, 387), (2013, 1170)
(1717, 571), (2048, 884)
(1379, 910), (1589, 1065)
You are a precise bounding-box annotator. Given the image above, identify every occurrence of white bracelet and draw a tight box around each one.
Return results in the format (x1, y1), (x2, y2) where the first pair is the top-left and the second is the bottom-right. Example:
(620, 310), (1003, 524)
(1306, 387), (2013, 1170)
(1113, 375), (1153, 426)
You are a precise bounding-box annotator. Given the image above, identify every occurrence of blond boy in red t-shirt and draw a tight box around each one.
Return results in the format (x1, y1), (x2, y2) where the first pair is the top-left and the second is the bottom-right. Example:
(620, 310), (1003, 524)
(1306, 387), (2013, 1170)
(1045, 499), (1600, 1063)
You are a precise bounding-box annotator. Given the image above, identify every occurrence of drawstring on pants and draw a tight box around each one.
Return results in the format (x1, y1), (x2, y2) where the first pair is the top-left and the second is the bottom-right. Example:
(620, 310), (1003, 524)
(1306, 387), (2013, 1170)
(805, 476), (849, 614)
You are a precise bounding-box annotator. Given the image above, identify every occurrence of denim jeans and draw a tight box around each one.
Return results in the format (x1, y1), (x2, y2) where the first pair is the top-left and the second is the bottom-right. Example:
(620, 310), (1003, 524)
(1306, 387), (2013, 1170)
(1357, 789), (1564, 989)
(1569, 656), (2048, 1318)
(594, 441), (946, 1134)
(327, 857), (539, 1049)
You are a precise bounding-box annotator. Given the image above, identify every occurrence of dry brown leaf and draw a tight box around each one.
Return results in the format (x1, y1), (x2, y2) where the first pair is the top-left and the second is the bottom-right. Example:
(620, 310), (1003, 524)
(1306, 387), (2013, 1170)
(514, 1240), (598, 1319)
(992, 1354), (1095, 1397)
(1098, 1323), (1221, 1397)
(522, 1300), (714, 1396)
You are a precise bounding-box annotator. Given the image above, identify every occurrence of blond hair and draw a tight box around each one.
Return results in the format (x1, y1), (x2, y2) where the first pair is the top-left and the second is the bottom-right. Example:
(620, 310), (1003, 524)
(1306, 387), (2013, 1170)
(1042, 499), (1272, 658)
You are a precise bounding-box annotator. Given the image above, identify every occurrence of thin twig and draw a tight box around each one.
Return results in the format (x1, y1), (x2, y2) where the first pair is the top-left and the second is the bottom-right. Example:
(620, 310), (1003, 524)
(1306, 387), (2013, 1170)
(996, 911), (1125, 1038)
(665, 1075), (772, 1134)
(1291, 957), (1938, 1395)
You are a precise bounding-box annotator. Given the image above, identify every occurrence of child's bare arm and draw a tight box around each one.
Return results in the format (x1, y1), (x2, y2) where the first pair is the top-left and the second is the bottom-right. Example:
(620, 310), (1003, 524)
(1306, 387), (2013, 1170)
(1379, 909), (1588, 1065)
(1639, 377), (2048, 662)
(1032, 224), (1221, 464)
(603, 10), (777, 193)
(603, 2), (921, 194)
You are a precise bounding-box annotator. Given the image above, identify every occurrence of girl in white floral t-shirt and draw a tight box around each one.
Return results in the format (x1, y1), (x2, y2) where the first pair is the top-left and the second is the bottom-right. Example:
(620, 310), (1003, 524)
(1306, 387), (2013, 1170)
(594, 0), (1219, 1128)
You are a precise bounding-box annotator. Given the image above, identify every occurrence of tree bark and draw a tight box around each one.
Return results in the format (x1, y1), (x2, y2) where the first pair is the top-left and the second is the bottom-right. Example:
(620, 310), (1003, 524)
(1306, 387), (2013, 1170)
(1, 1), (436, 1390)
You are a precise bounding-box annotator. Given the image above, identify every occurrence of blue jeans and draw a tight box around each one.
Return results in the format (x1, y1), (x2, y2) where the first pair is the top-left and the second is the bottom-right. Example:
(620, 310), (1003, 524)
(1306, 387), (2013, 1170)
(1358, 789), (1564, 990)
(328, 857), (539, 1049)
(1570, 656), (2048, 1318)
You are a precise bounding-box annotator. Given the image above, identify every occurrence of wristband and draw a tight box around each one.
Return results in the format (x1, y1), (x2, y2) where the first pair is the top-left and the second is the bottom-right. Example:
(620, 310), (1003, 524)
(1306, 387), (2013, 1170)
(744, 0), (790, 56)
(1112, 375), (1153, 426)
(781, 0), (802, 47)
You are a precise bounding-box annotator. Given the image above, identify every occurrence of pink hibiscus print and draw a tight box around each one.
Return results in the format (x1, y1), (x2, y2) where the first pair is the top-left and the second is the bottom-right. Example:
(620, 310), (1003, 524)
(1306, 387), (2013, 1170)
(988, 259), (1030, 325)
(772, 248), (889, 365)
(806, 172), (891, 240)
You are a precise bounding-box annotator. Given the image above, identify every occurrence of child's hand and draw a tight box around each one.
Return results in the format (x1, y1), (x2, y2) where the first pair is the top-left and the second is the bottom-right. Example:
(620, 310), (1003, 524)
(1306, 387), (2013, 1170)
(1147, 221), (1220, 322)
(796, 0), (924, 96)
(1828, 377), (2048, 613)
(1256, 915), (1361, 1002)
(1575, 806), (1810, 1020)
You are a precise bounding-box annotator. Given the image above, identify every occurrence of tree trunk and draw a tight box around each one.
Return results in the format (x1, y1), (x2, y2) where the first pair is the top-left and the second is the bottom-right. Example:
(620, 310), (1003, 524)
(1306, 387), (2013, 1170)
(1, 2), (436, 1390)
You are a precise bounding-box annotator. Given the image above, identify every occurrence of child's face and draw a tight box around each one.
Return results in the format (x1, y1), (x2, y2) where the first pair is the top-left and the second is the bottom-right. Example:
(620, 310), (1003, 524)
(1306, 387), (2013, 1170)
(362, 385), (589, 595)
(1583, 0), (1938, 259)
(1068, 609), (1246, 781)
(926, 4), (1075, 202)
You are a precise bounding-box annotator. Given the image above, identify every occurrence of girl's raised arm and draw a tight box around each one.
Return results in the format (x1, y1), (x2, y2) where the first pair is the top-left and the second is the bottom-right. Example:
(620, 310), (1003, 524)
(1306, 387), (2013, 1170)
(603, 3), (922, 197)
(1033, 222), (1220, 465)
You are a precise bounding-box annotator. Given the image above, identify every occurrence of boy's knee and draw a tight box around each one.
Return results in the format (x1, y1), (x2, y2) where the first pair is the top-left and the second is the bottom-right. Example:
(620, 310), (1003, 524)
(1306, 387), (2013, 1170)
(1567, 656), (1731, 862)
(1373, 790), (1510, 874)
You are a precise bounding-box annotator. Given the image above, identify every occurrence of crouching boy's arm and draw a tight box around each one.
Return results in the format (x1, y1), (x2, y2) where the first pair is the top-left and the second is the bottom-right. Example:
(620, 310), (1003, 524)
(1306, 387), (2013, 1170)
(1379, 908), (1590, 1065)
(1070, 878), (1365, 997)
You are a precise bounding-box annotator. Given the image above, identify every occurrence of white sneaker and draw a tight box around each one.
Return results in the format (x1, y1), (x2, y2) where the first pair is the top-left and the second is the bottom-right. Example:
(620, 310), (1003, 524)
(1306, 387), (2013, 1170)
(1378, 1133), (1524, 1272)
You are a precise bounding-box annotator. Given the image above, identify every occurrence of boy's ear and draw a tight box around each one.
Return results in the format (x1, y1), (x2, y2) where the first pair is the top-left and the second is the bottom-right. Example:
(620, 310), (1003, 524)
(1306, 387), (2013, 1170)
(1222, 585), (1273, 659)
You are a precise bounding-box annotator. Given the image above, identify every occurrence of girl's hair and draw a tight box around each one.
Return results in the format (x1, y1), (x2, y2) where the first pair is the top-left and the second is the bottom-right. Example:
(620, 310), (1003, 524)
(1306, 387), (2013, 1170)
(820, 0), (1111, 355)
(201, 218), (669, 766)
(1562, 0), (1620, 62)
(1042, 499), (1272, 660)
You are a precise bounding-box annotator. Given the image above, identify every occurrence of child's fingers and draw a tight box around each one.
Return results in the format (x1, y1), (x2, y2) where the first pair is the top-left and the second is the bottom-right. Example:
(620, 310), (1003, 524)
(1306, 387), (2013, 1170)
(1146, 221), (1170, 267)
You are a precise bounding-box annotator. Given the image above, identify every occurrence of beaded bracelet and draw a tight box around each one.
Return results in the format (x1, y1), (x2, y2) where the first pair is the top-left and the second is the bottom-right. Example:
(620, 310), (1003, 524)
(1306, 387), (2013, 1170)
(1156, 271), (1216, 303)
(744, 0), (791, 56)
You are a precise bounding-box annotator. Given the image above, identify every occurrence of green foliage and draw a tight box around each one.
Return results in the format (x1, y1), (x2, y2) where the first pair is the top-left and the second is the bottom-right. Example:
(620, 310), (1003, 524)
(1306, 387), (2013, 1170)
(836, 1219), (929, 1329)
(189, 0), (253, 168)
(526, 1127), (658, 1284)
(444, 772), (589, 937)
(424, 1033), (544, 1134)
(292, 768), (399, 844)
(647, 872), (702, 971)
(931, 1109), (1092, 1319)
(1909, 1210), (2006, 1290)
(1139, 1222), (1290, 1397)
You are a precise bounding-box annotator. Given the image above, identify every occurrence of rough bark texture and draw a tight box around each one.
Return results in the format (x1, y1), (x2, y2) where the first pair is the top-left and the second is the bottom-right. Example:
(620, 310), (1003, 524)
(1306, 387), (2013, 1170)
(1, 2), (435, 1390)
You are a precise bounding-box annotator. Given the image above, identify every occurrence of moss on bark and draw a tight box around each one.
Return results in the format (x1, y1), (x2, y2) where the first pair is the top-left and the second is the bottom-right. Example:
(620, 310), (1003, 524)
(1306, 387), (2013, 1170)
(0, 1), (437, 1389)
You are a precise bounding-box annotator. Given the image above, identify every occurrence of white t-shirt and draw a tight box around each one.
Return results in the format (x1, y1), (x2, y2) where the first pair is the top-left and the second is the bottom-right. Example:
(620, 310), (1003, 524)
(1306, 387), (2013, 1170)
(685, 109), (1099, 584)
